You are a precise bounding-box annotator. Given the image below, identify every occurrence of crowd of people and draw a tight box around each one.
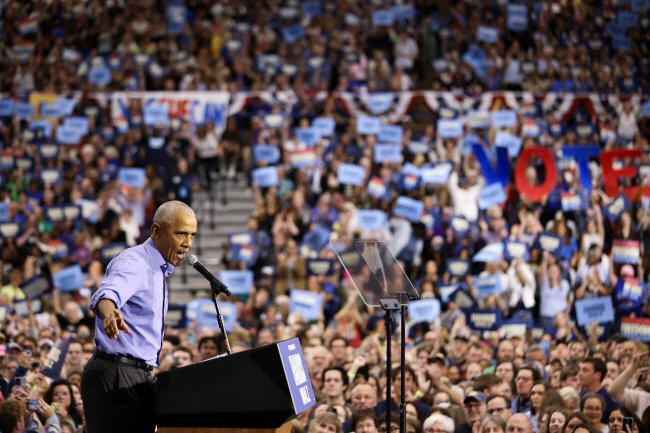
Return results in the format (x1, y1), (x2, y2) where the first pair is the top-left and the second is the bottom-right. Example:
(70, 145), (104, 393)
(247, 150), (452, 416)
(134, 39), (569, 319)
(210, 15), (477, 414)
(0, 0), (649, 432)
(1, 0), (648, 94)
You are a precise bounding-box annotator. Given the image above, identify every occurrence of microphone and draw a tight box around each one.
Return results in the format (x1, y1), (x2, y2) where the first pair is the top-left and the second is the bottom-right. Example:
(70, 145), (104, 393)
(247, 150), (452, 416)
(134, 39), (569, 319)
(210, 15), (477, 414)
(186, 254), (231, 296)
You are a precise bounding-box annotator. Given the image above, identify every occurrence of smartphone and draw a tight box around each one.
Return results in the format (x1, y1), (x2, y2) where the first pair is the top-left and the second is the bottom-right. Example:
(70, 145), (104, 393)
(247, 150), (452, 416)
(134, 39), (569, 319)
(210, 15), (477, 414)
(27, 400), (39, 411)
(623, 418), (634, 432)
(15, 377), (26, 388)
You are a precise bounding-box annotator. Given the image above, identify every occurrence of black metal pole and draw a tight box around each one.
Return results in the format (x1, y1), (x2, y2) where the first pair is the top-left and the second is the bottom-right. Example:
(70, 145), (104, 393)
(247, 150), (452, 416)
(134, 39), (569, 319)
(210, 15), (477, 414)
(210, 283), (232, 355)
(400, 303), (407, 433)
(385, 309), (392, 433)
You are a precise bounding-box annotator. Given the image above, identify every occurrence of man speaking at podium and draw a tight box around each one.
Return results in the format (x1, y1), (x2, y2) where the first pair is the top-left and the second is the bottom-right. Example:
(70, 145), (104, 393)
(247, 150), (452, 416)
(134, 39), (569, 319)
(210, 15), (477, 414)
(81, 201), (198, 433)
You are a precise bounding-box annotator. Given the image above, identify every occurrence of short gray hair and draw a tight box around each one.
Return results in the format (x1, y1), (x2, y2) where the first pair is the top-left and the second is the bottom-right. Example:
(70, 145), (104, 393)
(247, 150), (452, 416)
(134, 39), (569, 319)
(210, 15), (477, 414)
(153, 200), (195, 228)
(423, 414), (454, 433)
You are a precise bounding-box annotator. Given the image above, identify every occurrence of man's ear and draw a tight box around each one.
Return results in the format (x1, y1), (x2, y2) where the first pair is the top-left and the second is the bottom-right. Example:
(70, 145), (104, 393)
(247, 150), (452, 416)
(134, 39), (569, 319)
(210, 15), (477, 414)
(151, 223), (160, 238)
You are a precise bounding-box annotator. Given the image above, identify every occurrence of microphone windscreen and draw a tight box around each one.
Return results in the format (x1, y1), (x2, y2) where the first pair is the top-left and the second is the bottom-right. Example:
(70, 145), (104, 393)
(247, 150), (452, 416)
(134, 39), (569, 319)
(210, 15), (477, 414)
(187, 254), (199, 266)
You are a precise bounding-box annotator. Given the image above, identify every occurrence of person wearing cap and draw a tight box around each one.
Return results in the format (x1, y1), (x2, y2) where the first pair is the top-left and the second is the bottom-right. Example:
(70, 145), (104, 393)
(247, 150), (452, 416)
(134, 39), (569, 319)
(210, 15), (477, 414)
(455, 391), (487, 433)
(81, 200), (197, 433)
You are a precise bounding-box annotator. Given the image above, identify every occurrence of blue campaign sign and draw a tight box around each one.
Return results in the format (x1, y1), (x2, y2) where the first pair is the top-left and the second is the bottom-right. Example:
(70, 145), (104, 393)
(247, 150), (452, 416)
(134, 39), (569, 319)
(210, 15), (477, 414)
(228, 231), (254, 246)
(185, 298), (215, 329)
(56, 125), (82, 144)
(561, 192), (586, 212)
(477, 26), (498, 43)
(252, 166), (279, 188)
(278, 6), (298, 19)
(167, 5), (186, 34)
(62, 204), (81, 221)
(337, 163), (366, 186)
(393, 196), (424, 222)
(449, 216), (470, 235)
(503, 318), (533, 339)
(619, 11), (638, 27)
(295, 127), (320, 146)
(118, 167), (146, 188)
(14, 102), (34, 120)
(438, 283), (460, 303)
(374, 144), (403, 164)
(62, 48), (80, 63)
(522, 119), (541, 137)
(451, 287), (477, 309)
(392, 3), (416, 19)
(165, 305), (187, 329)
(0, 203), (8, 222)
(344, 13), (361, 26)
(53, 264), (85, 292)
(264, 113), (284, 128)
(474, 274), (503, 297)
(76, 198), (100, 224)
(0, 99), (14, 117)
(535, 232), (562, 255)
(632, 0), (650, 12)
(643, 102), (650, 118)
(228, 244), (258, 267)
(491, 110), (517, 128)
(504, 240), (530, 262)
(367, 176), (388, 199)
(507, 4), (528, 31)
(40, 102), (61, 118)
(447, 259), (470, 278)
(40, 169), (62, 185)
(408, 299), (441, 325)
(466, 110), (490, 129)
(216, 270), (254, 295)
(612, 239), (640, 265)
(282, 24), (305, 42)
(478, 183), (507, 210)
(306, 259), (336, 276)
(312, 118), (336, 136)
(149, 136), (165, 149)
(63, 116), (89, 136)
(14, 299), (42, 317)
(408, 140), (429, 154)
(621, 277), (648, 303)
(143, 104), (169, 125)
(575, 296), (614, 326)
(378, 125), (404, 143)
(356, 116), (382, 135)
(302, 1), (322, 17)
(437, 119), (463, 138)
(88, 66), (111, 85)
(366, 93), (393, 114)
(494, 132), (523, 157)
(611, 35), (632, 52)
(290, 289), (323, 321)
(357, 209), (388, 231)
(45, 206), (65, 222)
(473, 243), (504, 263)
(301, 225), (331, 252)
(30, 120), (52, 138)
(0, 222), (22, 239)
(99, 243), (126, 266)
(463, 308), (503, 331)
(253, 145), (281, 164)
(372, 10), (394, 26)
(42, 339), (70, 380)
(603, 193), (631, 223)
(277, 338), (316, 414)
(421, 163), (452, 184)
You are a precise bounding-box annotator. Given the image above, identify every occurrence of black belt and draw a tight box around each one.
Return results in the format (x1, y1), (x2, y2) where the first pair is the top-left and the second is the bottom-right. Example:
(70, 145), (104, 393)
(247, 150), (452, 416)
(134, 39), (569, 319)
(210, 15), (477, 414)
(94, 350), (154, 371)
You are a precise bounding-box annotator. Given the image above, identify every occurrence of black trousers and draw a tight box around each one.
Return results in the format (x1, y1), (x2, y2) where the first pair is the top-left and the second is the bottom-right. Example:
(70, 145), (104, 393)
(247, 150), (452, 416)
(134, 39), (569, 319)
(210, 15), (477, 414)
(81, 356), (155, 433)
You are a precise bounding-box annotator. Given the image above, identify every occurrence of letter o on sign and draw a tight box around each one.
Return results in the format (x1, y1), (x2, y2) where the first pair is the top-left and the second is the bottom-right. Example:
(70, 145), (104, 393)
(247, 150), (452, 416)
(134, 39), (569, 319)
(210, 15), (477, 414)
(514, 147), (557, 202)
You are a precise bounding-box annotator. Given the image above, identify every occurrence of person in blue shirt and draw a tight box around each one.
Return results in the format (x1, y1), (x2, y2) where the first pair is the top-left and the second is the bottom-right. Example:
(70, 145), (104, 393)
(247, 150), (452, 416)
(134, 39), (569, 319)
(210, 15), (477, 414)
(80, 200), (197, 433)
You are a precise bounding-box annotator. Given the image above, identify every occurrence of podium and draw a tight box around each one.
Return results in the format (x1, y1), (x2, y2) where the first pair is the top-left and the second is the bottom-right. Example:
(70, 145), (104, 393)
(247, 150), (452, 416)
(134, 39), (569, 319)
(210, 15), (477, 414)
(155, 338), (315, 433)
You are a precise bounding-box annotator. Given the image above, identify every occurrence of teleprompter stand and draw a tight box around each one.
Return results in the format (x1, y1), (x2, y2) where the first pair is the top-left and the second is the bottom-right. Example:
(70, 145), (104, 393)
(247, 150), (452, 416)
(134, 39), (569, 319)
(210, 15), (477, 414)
(331, 240), (419, 433)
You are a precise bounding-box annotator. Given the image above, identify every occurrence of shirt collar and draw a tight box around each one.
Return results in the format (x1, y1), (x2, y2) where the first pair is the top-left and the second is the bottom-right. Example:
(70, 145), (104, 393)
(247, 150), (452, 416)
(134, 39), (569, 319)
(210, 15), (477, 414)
(144, 237), (175, 276)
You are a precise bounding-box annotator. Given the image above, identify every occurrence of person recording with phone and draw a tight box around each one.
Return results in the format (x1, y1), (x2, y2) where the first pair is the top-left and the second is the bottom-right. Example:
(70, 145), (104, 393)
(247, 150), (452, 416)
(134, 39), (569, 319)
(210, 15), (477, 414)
(2, 376), (62, 433)
(80, 200), (198, 433)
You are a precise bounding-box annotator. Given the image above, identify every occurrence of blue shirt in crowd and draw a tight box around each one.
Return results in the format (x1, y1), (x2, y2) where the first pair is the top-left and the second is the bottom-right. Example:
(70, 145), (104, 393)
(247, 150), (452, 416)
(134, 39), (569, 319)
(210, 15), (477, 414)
(90, 237), (174, 366)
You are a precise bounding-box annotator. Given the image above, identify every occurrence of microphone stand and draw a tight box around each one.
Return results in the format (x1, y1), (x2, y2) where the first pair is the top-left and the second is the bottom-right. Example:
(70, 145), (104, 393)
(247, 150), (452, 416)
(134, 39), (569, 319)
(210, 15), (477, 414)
(210, 283), (232, 355)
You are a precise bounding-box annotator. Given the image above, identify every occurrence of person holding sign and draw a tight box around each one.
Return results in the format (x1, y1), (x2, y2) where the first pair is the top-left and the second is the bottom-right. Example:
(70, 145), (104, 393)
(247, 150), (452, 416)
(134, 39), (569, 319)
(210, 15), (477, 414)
(81, 201), (197, 433)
